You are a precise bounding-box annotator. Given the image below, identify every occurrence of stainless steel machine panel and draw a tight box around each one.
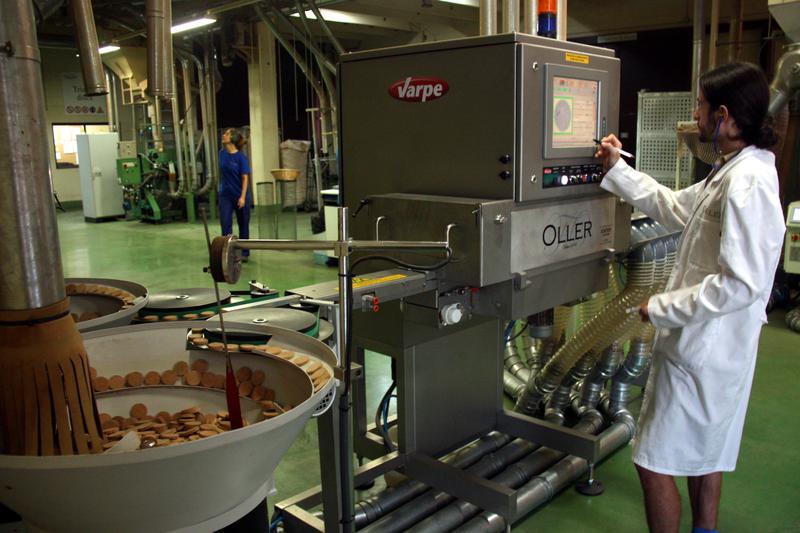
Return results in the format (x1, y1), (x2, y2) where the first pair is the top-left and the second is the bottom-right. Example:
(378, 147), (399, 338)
(339, 33), (620, 212)
(365, 194), (514, 288)
(510, 196), (616, 272)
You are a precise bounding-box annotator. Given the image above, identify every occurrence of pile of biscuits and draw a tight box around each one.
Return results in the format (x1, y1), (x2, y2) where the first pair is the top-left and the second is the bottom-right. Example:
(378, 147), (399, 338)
(139, 311), (216, 322)
(66, 283), (137, 323)
(100, 405), (246, 450)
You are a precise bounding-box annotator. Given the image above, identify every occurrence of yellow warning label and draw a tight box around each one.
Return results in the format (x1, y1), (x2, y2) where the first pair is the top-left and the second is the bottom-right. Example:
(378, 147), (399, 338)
(353, 273), (407, 289)
(565, 52), (589, 65)
(336, 273), (409, 292)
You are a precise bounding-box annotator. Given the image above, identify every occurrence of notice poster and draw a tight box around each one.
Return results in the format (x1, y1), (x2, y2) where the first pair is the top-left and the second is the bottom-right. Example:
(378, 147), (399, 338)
(62, 72), (106, 116)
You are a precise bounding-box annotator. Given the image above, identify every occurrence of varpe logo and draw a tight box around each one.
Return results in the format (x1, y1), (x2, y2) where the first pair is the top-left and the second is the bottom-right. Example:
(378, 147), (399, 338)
(388, 77), (449, 103)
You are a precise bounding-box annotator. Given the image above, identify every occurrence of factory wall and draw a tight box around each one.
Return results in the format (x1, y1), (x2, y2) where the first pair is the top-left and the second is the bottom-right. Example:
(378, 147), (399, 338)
(41, 47), (109, 204)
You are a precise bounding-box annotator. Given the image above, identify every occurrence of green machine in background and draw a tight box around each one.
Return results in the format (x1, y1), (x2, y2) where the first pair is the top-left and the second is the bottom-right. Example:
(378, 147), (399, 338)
(117, 142), (194, 223)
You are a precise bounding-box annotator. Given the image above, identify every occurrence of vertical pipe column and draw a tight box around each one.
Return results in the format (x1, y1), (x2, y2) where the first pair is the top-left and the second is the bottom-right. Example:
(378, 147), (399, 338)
(691, 0), (706, 103)
(479, 0), (497, 36)
(0, 0), (65, 310)
(556, 0), (567, 40)
(728, 0), (743, 63)
(502, 0), (519, 33)
(709, 0), (720, 70)
(146, 0), (170, 98)
(337, 206), (355, 532)
(523, 0), (538, 35)
(69, 0), (107, 96)
(181, 59), (198, 189)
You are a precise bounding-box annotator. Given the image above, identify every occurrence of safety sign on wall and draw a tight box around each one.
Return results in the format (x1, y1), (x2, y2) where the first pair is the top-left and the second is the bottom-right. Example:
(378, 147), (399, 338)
(62, 72), (106, 116)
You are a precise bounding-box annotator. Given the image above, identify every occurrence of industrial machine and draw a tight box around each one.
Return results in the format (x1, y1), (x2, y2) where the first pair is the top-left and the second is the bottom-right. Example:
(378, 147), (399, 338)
(205, 33), (642, 532)
(117, 141), (188, 223)
(77, 132), (124, 222)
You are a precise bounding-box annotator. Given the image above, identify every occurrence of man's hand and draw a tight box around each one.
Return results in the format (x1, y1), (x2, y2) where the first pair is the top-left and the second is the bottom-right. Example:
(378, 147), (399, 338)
(237, 196), (245, 209)
(639, 303), (650, 323)
(594, 134), (622, 171)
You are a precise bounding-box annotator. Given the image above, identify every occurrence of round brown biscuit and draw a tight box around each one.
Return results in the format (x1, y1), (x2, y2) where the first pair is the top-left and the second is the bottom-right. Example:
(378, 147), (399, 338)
(293, 355), (309, 367)
(156, 411), (172, 423)
(226, 343), (240, 352)
(130, 403), (148, 419)
(92, 376), (109, 392)
(250, 385), (266, 402)
(182, 313), (199, 320)
(263, 346), (282, 356)
(142, 315), (160, 322)
(108, 375), (125, 389)
(162, 315), (178, 321)
(160, 369), (177, 385)
(201, 372), (217, 388)
(214, 374), (226, 389)
(173, 361), (189, 376)
(125, 371), (144, 387)
(192, 359), (209, 373)
(251, 370), (265, 386)
(184, 370), (202, 386)
(236, 366), (252, 383)
(144, 371), (161, 385)
(191, 327), (205, 334)
(208, 342), (225, 352)
(192, 337), (209, 346)
(240, 344), (256, 352)
(238, 382), (253, 397)
(200, 311), (216, 318)
(278, 350), (295, 359)
(99, 413), (112, 423)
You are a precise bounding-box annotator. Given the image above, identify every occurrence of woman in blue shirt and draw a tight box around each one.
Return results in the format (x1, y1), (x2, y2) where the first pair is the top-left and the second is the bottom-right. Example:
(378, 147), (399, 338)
(219, 128), (252, 260)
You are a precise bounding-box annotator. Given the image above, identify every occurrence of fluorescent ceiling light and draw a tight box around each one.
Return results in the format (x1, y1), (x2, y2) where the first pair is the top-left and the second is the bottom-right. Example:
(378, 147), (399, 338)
(438, 0), (478, 6)
(98, 45), (120, 54)
(171, 17), (216, 34)
(291, 9), (360, 24)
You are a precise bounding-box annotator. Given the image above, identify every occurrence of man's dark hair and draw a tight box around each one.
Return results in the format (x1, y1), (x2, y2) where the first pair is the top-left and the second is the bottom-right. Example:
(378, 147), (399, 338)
(699, 62), (777, 148)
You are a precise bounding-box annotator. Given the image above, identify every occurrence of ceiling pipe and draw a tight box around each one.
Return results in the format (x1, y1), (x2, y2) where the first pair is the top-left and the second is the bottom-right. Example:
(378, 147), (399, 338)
(691, 0), (706, 103)
(479, 0), (497, 36)
(556, 0), (567, 40)
(501, 0), (518, 33)
(523, 0), (537, 35)
(0, 0), (66, 309)
(69, 0), (108, 95)
(146, 0), (172, 99)
(708, 0), (720, 70)
(306, 0), (345, 56)
(291, 0), (337, 74)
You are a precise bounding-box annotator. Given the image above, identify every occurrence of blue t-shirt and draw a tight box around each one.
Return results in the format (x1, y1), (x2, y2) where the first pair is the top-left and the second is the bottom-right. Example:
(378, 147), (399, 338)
(218, 149), (252, 199)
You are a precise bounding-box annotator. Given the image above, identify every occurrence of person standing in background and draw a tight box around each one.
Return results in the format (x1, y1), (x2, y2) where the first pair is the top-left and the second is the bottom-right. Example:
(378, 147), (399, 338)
(219, 128), (251, 262)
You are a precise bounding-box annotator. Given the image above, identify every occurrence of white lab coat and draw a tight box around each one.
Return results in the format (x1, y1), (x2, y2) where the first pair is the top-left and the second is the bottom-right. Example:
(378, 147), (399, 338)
(601, 146), (785, 475)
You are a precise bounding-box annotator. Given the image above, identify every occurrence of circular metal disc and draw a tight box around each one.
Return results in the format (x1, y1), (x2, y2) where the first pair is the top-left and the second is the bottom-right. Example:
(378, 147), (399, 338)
(317, 319), (334, 342)
(145, 288), (231, 311)
(208, 307), (317, 333)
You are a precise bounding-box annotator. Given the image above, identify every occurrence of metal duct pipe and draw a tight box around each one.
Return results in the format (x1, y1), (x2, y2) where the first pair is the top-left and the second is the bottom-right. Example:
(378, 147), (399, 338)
(556, 0), (567, 40)
(457, 416), (635, 533)
(768, 44), (800, 117)
(504, 337), (531, 384)
(515, 239), (659, 415)
(728, 0), (743, 63)
(146, 0), (171, 98)
(169, 67), (185, 196)
(163, 0), (174, 97)
(407, 410), (604, 533)
(180, 58), (198, 189)
(361, 438), (538, 533)
(354, 432), (511, 528)
(105, 71), (115, 130)
(503, 369), (526, 399)
(544, 353), (595, 425)
(709, 0), (720, 70)
(501, 0), (518, 33)
(69, 0), (107, 95)
(691, 0), (706, 102)
(573, 341), (623, 415)
(0, 0), (65, 310)
(479, 0), (497, 36)
(523, 0), (537, 34)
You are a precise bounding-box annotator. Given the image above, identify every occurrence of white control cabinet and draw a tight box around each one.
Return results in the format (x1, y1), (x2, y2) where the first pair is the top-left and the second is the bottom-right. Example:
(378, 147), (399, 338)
(77, 132), (123, 221)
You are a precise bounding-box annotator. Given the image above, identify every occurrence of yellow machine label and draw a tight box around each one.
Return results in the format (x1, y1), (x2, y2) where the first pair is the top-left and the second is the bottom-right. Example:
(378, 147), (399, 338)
(565, 52), (589, 65)
(352, 274), (407, 289)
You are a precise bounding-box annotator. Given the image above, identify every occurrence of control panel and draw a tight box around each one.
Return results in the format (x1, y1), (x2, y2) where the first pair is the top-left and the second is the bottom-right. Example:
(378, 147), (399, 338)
(542, 163), (604, 189)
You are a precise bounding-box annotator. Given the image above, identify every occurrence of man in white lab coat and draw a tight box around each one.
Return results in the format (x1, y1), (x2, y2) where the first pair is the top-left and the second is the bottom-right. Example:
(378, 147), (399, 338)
(595, 63), (785, 533)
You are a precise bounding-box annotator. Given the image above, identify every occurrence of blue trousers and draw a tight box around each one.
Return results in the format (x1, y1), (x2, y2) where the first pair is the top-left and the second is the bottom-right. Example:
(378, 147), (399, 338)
(219, 194), (250, 256)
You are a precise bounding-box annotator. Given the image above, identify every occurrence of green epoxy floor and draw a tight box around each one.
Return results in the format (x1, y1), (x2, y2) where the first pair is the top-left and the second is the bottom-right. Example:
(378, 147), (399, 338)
(55, 210), (800, 532)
